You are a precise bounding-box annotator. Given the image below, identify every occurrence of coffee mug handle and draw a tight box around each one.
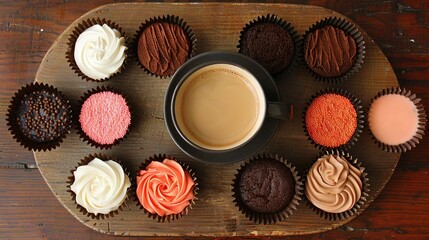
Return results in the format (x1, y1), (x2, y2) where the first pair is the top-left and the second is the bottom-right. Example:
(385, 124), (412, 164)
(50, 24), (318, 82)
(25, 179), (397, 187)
(267, 102), (289, 120)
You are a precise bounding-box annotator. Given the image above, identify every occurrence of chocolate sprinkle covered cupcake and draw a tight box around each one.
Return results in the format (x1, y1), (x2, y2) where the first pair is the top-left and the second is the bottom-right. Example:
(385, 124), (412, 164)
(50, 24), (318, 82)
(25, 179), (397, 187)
(7, 82), (72, 151)
(17, 89), (70, 142)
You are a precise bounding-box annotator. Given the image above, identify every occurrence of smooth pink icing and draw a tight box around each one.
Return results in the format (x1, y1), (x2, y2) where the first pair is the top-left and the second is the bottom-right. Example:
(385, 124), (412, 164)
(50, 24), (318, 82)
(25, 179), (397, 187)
(136, 159), (195, 216)
(369, 94), (418, 145)
(79, 91), (131, 145)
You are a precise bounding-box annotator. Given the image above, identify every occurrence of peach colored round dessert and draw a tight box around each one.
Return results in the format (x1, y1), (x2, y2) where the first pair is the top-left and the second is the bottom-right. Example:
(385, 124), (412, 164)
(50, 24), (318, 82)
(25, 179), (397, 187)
(368, 94), (419, 145)
(305, 93), (357, 148)
(79, 91), (131, 145)
(136, 158), (195, 216)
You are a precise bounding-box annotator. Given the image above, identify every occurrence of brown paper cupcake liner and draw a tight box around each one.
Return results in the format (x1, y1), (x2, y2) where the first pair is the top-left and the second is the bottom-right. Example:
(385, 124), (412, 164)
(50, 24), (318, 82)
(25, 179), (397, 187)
(231, 153), (303, 224)
(303, 16), (366, 84)
(134, 154), (199, 222)
(132, 15), (197, 79)
(6, 82), (72, 151)
(66, 18), (128, 82)
(368, 87), (427, 152)
(66, 153), (131, 219)
(76, 85), (132, 149)
(303, 149), (370, 221)
(237, 14), (302, 78)
(303, 88), (364, 151)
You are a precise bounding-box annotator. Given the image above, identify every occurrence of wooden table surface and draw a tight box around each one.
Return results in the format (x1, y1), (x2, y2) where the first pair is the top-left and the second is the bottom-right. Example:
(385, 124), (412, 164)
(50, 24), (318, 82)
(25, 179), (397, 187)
(0, 0), (428, 239)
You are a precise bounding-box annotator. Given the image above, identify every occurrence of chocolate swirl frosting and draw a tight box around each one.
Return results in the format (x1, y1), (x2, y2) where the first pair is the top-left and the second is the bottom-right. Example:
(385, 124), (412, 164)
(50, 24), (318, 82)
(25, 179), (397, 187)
(305, 154), (362, 213)
(138, 22), (190, 76)
(305, 25), (356, 77)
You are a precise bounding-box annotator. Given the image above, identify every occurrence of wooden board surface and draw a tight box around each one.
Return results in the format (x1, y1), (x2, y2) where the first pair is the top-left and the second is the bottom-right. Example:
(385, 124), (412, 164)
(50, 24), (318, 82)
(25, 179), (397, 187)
(34, 3), (400, 237)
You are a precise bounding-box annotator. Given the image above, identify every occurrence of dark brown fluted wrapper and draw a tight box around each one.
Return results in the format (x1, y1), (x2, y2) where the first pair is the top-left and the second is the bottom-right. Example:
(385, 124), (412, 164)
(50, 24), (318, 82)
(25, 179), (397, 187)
(303, 149), (370, 221)
(77, 85), (132, 149)
(303, 16), (365, 84)
(132, 15), (197, 79)
(66, 18), (128, 82)
(237, 14), (302, 78)
(303, 88), (364, 151)
(6, 82), (72, 152)
(66, 153), (131, 219)
(368, 87), (427, 153)
(134, 154), (199, 222)
(231, 153), (303, 224)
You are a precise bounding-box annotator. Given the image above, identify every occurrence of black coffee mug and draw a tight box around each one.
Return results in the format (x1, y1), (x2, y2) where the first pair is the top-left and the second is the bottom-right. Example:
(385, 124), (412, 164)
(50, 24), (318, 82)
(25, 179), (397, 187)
(164, 51), (286, 164)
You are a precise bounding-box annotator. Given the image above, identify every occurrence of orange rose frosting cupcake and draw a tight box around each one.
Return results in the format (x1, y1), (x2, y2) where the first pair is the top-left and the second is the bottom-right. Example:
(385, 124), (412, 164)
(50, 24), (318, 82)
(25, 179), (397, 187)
(136, 156), (196, 221)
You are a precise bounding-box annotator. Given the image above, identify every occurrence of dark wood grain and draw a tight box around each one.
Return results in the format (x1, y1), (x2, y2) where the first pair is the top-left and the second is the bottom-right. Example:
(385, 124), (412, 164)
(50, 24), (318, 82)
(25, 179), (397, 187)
(0, 0), (428, 239)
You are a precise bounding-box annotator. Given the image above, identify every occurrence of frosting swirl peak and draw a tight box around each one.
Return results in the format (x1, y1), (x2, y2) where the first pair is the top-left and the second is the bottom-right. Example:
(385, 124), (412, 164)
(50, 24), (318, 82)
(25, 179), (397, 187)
(305, 154), (362, 213)
(74, 24), (126, 80)
(136, 159), (195, 216)
(70, 158), (131, 215)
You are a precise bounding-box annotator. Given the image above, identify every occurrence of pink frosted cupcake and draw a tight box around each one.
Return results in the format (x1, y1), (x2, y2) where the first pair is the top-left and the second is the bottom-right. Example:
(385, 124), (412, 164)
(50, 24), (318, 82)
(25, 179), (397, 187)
(136, 154), (198, 222)
(78, 86), (131, 149)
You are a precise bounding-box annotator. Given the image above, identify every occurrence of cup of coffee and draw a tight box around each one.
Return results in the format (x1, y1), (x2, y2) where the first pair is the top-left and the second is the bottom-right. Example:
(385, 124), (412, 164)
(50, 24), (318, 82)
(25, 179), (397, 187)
(165, 51), (286, 163)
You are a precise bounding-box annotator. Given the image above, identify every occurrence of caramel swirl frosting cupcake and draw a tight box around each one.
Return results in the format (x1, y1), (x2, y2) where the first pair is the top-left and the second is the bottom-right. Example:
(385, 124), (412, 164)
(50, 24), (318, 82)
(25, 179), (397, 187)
(305, 154), (362, 213)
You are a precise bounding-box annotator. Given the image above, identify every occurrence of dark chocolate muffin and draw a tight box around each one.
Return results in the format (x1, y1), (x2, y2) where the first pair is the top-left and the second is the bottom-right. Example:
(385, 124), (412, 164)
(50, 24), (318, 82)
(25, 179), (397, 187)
(239, 22), (294, 75)
(17, 89), (70, 142)
(238, 158), (295, 213)
(137, 20), (191, 77)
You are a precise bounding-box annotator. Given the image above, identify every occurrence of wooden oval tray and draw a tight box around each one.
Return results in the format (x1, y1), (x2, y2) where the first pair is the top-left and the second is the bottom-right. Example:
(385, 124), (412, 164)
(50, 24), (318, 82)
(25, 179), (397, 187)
(34, 3), (400, 237)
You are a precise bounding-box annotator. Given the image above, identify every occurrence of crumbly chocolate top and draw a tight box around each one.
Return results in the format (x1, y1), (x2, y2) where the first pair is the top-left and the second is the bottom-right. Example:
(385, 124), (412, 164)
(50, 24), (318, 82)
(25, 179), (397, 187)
(238, 158), (295, 213)
(240, 22), (294, 75)
(17, 90), (69, 142)
(137, 22), (190, 76)
(305, 25), (357, 77)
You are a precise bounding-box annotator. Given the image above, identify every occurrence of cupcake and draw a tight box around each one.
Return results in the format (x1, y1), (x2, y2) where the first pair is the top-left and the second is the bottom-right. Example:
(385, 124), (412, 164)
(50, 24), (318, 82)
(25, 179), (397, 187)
(238, 14), (301, 76)
(67, 153), (131, 219)
(6, 82), (72, 151)
(303, 17), (365, 84)
(135, 154), (198, 222)
(78, 86), (131, 149)
(134, 15), (196, 78)
(66, 18), (127, 82)
(303, 88), (364, 150)
(231, 154), (303, 224)
(368, 87), (427, 152)
(304, 150), (369, 220)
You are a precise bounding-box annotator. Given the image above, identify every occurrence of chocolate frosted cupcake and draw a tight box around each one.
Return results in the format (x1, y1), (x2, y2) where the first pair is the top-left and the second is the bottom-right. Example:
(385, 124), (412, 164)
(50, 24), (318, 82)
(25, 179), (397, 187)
(66, 18), (128, 82)
(232, 154), (303, 224)
(134, 15), (196, 78)
(368, 87), (427, 152)
(135, 154), (198, 222)
(304, 149), (369, 220)
(67, 153), (131, 219)
(6, 82), (72, 151)
(303, 17), (365, 84)
(303, 88), (364, 150)
(238, 14), (301, 76)
(77, 86), (131, 149)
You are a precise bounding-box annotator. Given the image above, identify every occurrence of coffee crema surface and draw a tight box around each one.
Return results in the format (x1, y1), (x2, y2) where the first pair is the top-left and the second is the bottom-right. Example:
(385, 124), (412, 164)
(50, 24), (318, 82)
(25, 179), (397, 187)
(174, 64), (265, 150)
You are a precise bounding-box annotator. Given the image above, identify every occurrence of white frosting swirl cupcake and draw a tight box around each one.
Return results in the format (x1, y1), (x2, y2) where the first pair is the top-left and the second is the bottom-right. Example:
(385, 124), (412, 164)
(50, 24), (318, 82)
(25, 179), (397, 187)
(305, 154), (362, 213)
(74, 24), (126, 80)
(70, 157), (131, 215)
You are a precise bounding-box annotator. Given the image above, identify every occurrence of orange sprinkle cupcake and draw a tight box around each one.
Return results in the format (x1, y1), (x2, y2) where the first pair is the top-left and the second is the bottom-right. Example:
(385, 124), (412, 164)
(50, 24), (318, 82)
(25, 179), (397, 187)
(305, 93), (357, 148)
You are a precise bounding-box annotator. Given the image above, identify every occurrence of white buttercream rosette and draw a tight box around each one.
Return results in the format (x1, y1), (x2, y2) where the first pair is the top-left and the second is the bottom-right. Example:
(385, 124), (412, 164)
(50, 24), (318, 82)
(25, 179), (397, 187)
(68, 154), (131, 219)
(67, 18), (128, 82)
